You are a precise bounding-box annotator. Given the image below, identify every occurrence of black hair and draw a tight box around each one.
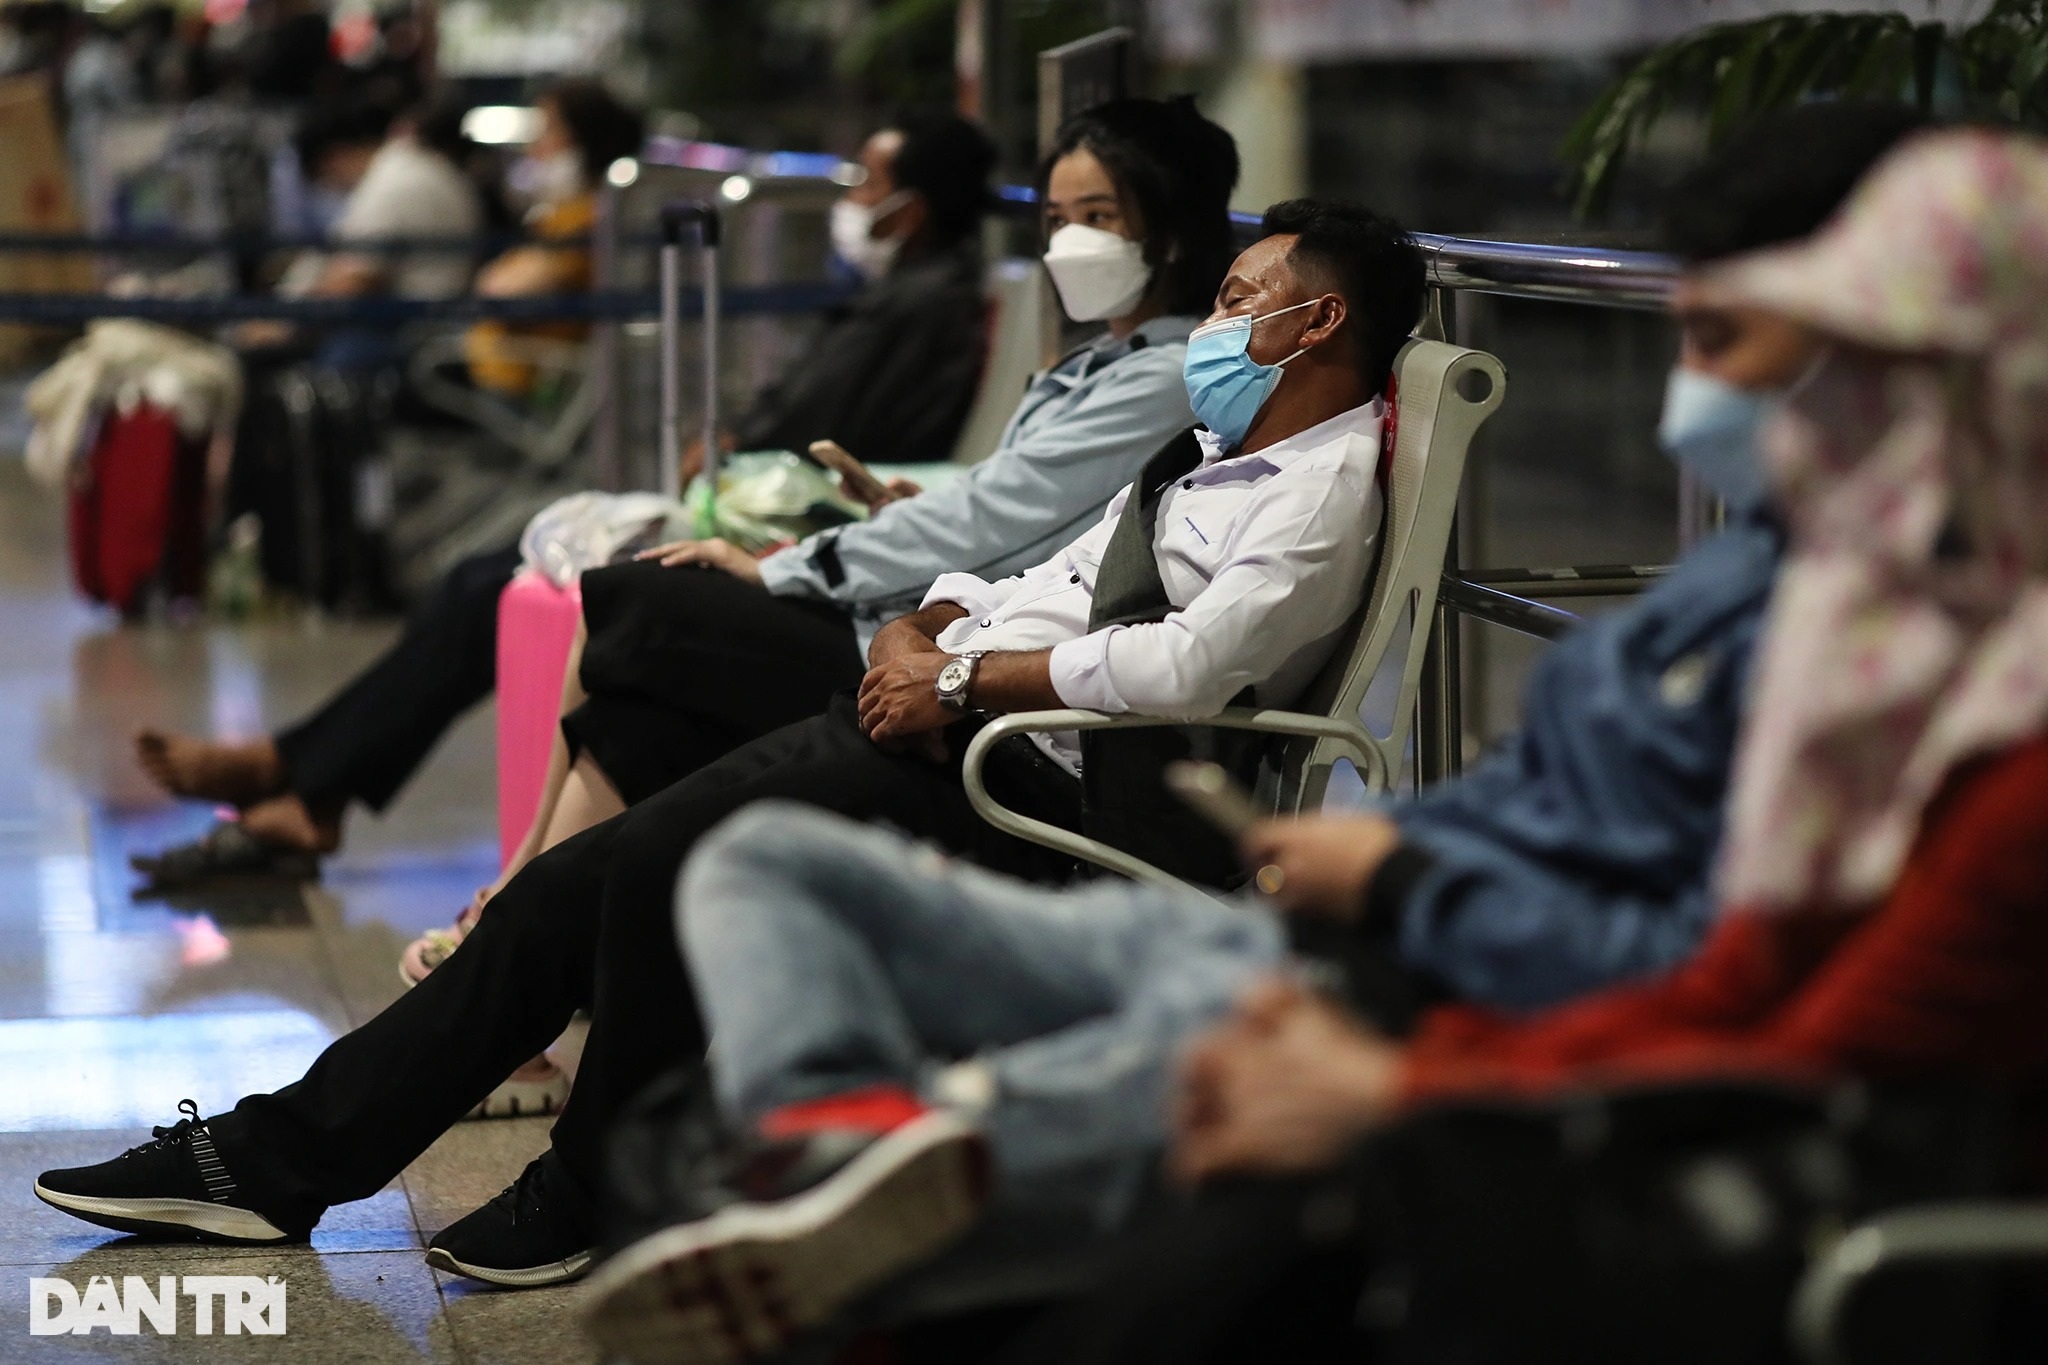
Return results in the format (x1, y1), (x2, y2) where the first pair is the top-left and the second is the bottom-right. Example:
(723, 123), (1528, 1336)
(882, 110), (997, 249)
(1661, 102), (1928, 264)
(542, 78), (646, 184)
(409, 93), (473, 164)
(1037, 96), (1239, 317)
(293, 99), (394, 177)
(1258, 199), (1425, 395)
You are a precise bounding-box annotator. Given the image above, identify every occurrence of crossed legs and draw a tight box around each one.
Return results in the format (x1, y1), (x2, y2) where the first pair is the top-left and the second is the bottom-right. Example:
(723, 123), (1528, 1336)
(678, 802), (1284, 1229)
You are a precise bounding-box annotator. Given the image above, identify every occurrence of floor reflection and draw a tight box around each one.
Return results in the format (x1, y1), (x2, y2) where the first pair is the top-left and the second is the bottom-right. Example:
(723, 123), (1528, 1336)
(0, 392), (603, 1358)
(0, 1010), (338, 1131)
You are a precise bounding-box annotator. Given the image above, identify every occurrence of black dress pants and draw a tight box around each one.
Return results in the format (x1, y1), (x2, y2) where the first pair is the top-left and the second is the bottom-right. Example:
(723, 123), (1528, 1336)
(563, 559), (870, 804)
(211, 695), (1083, 1225)
(273, 546), (520, 812)
(272, 555), (870, 816)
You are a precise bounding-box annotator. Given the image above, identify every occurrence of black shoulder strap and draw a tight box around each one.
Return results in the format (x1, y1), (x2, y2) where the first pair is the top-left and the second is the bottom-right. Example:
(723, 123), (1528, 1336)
(1076, 426), (1263, 890)
(1089, 428), (1204, 631)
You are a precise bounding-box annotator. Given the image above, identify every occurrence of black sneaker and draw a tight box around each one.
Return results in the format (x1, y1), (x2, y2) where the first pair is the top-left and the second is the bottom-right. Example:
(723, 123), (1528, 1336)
(425, 1152), (596, 1288)
(580, 1105), (990, 1365)
(34, 1100), (306, 1244)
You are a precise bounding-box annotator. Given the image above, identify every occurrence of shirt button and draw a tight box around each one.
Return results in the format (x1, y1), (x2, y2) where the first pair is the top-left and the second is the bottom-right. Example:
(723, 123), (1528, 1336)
(1182, 480), (1194, 490)
(980, 617), (992, 628)
(1070, 573), (1081, 584)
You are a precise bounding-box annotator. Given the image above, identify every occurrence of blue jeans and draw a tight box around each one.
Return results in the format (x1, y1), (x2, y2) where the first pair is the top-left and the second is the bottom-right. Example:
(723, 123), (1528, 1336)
(676, 802), (1283, 1232)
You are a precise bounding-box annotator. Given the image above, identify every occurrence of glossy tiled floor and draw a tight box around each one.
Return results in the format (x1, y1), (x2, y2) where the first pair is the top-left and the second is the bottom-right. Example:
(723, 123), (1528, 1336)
(0, 463), (599, 1362)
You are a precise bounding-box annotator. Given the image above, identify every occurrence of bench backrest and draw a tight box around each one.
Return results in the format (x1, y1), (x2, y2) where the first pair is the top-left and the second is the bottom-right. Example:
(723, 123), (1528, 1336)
(1264, 336), (1506, 812)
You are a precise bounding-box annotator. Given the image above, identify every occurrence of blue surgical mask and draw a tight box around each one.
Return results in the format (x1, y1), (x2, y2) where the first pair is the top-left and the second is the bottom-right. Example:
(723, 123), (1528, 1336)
(1656, 367), (1773, 512)
(1182, 299), (1320, 449)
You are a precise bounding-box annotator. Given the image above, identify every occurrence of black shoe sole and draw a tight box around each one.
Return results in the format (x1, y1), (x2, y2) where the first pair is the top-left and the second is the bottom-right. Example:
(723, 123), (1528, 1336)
(34, 1181), (299, 1244)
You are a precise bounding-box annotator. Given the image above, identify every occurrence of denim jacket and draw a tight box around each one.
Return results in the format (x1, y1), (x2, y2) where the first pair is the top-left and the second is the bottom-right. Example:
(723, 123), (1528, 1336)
(757, 315), (1199, 652)
(1388, 511), (1784, 1009)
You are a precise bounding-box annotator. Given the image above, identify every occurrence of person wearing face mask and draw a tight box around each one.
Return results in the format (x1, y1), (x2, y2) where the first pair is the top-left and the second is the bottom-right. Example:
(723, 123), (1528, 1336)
(693, 110), (999, 477)
(464, 79), (645, 399)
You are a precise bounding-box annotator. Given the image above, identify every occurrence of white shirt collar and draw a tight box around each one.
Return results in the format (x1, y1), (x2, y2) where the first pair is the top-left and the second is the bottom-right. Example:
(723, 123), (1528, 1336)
(1194, 395), (1386, 468)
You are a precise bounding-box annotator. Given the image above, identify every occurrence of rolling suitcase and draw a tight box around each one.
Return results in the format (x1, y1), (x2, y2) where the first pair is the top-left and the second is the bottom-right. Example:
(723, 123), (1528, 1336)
(232, 362), (399, 613)
(494, 201), (722, 864)
(67, 402), (208, 615)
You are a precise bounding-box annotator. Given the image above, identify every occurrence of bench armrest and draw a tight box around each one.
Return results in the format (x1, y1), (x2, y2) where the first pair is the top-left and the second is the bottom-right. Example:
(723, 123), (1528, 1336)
(960, 706), (1387, 891)
(1791, 1201), (2048, 1363)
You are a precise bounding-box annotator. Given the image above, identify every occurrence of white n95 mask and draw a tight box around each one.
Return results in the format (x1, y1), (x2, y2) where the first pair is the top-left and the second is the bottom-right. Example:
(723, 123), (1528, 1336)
(1042, 223), (1151, 322)
(831, 190), (913, 281)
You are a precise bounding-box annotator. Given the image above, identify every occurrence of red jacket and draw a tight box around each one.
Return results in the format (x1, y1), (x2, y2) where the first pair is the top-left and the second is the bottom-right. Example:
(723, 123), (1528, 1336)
(1399, 736), (2048, 1104)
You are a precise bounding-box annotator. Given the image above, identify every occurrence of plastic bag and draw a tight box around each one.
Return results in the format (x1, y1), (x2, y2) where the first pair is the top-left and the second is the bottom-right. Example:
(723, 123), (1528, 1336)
(519, 491), (684, 588)
(700, 450), (863, 552)
(517, 451), (866, 588)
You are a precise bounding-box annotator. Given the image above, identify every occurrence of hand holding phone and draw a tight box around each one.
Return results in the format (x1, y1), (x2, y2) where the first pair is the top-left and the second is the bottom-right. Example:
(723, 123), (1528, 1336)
(1167, 761), (1287, 895)
(1165, 761), (1262, 838)
(809, 440), (894, 508)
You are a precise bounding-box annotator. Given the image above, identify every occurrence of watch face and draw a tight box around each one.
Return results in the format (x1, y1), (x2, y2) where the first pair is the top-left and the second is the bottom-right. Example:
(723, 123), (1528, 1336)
(939, 659), (972, 694)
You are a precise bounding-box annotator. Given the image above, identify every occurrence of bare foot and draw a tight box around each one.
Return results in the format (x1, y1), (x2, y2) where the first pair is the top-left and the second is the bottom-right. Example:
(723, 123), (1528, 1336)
(134, 731), (285, 805)
(236, 793), (343, 854)
(507, 1056), (560, 1084)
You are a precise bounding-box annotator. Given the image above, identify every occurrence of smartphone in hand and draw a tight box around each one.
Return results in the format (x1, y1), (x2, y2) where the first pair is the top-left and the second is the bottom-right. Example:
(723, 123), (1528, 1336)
(809, 440), (893, 507)
(1165, 760), (1263, 838)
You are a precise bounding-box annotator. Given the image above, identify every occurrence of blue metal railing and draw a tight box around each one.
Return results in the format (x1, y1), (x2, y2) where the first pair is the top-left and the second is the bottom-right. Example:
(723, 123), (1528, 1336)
(0, 282), (851, 327)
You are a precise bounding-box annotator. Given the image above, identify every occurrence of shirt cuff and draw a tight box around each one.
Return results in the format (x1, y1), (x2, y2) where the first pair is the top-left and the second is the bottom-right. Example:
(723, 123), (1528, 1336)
(755, 545), (817, 598)
(1047, 628), (1128, 712)
(1363, 841), (1438, 929)
(921, 571), (1007, 618)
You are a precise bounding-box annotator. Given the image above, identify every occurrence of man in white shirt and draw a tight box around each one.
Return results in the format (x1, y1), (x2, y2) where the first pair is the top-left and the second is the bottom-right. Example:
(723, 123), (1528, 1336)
(35, 201), (1427, 1300)
(279, 98), (484, 303)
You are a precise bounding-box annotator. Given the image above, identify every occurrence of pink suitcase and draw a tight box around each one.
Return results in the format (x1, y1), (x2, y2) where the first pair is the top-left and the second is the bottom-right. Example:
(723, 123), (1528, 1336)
(493, 201), (721, 867)
(495, 570), (583, 866)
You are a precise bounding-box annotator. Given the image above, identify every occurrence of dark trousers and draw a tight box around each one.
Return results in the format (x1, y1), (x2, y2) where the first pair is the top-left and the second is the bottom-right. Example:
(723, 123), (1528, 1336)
(996, 1173), (1366, 1365)
(563, 559), (871, 805)
(1001, 1086), (2038, 1365)
(212, 695), (1083, 1226)
(273, 546), (520, 812)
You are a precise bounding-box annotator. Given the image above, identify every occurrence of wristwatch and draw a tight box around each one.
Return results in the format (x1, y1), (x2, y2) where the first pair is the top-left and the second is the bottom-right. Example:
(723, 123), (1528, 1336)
(935, 651), (985, 714)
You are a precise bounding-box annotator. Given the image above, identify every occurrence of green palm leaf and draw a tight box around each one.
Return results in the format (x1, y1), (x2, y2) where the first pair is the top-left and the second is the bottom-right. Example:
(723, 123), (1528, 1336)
(1562, 0), (2048, 220)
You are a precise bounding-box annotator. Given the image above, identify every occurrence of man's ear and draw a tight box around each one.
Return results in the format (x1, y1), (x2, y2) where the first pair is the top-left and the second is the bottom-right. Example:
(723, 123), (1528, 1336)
(1299, 294), (1347, 349)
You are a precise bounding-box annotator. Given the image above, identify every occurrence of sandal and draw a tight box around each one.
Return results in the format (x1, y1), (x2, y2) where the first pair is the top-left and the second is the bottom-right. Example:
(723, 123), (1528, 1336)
(399, 888), (489, 988)
(464, 1060), (571, 1121)
(129, 820), (322, 889)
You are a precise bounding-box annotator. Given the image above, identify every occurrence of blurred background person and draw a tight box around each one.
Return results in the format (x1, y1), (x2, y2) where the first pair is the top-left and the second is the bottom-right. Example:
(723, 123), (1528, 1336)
(238, 0), (341, 106)
(130, 107), (1009, 882)
(462, 78), (645, 401)
(270, 94), (485, 347)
